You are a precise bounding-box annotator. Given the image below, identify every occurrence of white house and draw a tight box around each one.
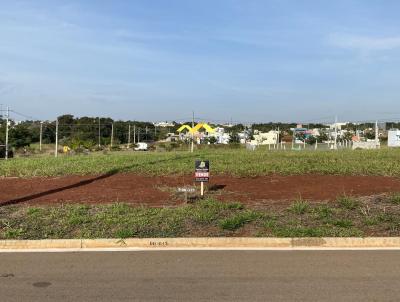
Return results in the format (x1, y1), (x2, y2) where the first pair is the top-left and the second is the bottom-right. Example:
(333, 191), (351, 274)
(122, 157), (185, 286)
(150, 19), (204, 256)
(250, 130), (279, 146)
(209, 127), (230, 144)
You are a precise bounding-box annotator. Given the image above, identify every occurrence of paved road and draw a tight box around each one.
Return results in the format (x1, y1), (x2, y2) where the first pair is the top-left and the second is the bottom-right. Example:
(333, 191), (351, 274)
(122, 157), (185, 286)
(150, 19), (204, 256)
(1, 251), (400, 301)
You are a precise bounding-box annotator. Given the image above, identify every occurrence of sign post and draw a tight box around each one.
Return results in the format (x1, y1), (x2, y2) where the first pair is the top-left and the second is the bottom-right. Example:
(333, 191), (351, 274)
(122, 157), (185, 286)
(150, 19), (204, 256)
(195, 160), (209, 197)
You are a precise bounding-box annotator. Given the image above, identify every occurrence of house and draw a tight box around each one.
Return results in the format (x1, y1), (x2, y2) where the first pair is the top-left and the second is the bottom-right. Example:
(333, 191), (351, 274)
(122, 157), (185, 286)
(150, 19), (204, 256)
(329, 122), (348, 130)
(208, 127), (230, 144)
(250, 130), (279, 145)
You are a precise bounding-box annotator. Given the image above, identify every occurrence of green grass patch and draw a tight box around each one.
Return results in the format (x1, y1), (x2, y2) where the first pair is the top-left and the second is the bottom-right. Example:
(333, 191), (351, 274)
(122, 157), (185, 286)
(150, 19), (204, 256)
(219, 211), (260, 231)
(2, 148), (400, 177)
(1, 195), (400, 239)
(389, 193), (400, 205)
(332, 219), (353, 228)
(289, 200), (309, 215)
(313, 205), (334, 220)
(337, 195), (359, 210)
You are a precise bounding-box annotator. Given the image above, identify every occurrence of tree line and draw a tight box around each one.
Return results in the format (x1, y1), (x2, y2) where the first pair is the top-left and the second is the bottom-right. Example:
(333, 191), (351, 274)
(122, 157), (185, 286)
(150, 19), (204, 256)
(1, 115), (399, 150)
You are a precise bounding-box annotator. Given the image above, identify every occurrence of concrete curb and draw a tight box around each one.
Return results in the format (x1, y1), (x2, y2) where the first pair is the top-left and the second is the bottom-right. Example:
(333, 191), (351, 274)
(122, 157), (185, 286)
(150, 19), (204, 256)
(2, 237), (400, 251)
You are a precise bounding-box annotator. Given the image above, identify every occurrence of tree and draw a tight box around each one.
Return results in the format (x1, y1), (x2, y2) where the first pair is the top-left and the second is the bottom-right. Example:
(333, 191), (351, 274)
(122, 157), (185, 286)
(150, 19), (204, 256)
(306, 136), (317, 145)
(365, 131), (375, 140)
(229, 133), (240, 144)
(10, 124), (32, 148)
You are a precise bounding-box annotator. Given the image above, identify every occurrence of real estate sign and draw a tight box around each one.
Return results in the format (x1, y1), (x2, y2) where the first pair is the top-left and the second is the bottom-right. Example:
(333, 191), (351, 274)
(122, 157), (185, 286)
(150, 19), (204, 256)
(195, 160), (209, 182)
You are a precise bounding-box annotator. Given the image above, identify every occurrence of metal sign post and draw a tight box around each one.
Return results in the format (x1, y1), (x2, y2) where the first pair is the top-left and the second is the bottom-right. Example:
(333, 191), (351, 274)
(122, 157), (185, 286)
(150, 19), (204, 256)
(195, 160), (209, 197)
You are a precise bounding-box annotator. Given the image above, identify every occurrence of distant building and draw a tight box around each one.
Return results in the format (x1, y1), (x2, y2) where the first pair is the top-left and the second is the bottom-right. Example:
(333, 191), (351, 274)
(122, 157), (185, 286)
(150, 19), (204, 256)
(209, 127), (230, 144)
(250, 130), (278, 145)
(329, 122), (348, 130)
(154, 121), (175, 127)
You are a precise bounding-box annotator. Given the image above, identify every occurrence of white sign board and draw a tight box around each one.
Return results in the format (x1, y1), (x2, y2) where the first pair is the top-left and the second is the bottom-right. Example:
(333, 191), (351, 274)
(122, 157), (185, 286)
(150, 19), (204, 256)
(388, 130), (400, 147)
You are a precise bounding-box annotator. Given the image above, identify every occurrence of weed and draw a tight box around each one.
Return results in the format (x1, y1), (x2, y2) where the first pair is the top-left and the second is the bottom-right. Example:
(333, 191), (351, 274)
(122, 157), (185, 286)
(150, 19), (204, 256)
(226, 202), (244, 210)
(313, 204), (333, 219)
(219, 211), (259, 231)
(333, 219), (353, 228)
(272, 226), (328, 237)
(359, 205), (371, 217)
(115, 228), (134, 239)
(337, 195), (359, 210)
(364, 217), (379, 226)
(263, 218), (278, 229)
(5, 228), (24, 239)
(27, 207), (41, 216)
(389, 193), (400, 205)
(289, 200), (309, 215)
(66, 205), (91, 225)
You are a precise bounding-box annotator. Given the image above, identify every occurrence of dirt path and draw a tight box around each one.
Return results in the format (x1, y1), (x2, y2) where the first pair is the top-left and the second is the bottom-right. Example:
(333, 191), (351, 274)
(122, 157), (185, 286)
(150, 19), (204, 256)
(1, 174), (400, 207)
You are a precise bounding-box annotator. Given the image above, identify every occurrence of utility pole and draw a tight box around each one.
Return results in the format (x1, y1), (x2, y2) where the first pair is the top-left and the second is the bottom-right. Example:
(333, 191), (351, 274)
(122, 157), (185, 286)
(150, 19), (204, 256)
(191, 111), (194, 153)
(128, 124), (131, 148)
(5, 107), (9, 160)
(98, 117), (101, 148)
(55, 119), (58, 158)
(277, 127), (280, 149)
(375, 120), (379, 148)
(334, 116), (338, 150)
(133, 125), (136, 144)
(39, 121), (43, 152)
(137, 128), (140, 143)
(111, 123), (114, 148)
(291, 128), (295, 150)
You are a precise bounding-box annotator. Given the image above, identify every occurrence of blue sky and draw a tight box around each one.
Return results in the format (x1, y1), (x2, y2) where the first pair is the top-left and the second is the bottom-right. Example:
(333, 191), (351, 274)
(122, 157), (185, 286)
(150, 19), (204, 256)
(1, 0), (400, 123)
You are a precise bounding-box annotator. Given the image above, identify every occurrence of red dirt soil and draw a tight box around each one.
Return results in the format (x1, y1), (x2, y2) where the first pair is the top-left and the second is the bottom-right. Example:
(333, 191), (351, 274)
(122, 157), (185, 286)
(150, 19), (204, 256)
(1, 174), (400, 207)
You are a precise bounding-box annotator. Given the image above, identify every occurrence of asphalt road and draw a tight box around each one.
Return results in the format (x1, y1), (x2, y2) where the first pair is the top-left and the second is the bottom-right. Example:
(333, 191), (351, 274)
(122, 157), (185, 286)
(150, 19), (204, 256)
(1, 251), (400, 301)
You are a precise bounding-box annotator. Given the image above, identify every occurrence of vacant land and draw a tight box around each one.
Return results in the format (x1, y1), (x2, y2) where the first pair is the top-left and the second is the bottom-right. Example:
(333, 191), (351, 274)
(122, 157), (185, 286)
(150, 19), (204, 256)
(2, 194), (400, 239)
(2, 174), (400, 207)
(1, 148), (400, 239)
(1, 148), (400, 177)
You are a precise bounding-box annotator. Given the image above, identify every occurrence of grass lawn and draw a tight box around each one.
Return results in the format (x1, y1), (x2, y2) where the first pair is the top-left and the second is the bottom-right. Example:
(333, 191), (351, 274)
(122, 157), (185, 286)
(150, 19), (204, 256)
(2, 194), (400, 239)
(1, 148), (400, 177)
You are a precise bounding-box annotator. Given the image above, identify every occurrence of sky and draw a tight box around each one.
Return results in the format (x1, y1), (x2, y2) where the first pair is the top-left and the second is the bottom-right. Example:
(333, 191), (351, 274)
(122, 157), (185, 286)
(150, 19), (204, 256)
(1, 0), (400, 123)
